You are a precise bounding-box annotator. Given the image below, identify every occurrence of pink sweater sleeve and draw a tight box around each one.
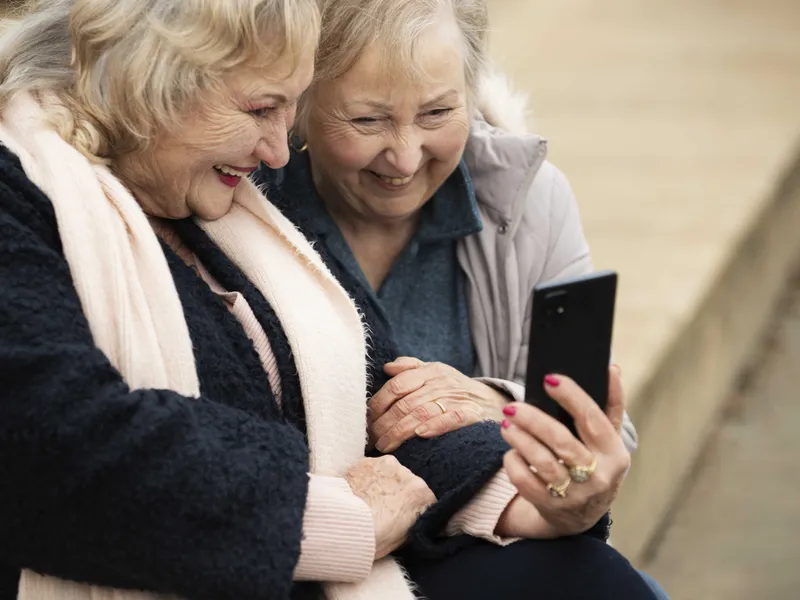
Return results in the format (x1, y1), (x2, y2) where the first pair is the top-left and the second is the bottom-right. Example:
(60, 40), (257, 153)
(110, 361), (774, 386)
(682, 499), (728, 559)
(445, 469), (521, 546)
(293, 475), (376, 582)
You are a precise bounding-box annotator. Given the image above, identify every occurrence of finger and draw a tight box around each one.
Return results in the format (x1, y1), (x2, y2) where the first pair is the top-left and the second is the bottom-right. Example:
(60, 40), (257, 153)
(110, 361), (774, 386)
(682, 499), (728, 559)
(368, 366), (432, 422)
(370, 380), (444, 440)
(504, 449), (549, 503)
(383, 356), (425, 377)
(542, 374), (618, 452)
(414, 403), (483, 438)
(501, 417), (571, 485)
(503, 403), (595, 470)
(606, 365), (625, 434)
(374, 399), (448, 452)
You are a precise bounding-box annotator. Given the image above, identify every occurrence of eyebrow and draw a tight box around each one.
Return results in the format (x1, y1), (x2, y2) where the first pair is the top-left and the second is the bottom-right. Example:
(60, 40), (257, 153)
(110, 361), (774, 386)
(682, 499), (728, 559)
(247, 92), (287, 105)
(344, 89), (459, 111)
(420, 89), (459, 108)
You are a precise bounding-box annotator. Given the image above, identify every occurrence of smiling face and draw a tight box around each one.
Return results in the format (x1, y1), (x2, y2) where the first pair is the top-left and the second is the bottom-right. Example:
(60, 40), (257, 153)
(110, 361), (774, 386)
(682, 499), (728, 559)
(114, 50), (315, 220)
(304, 17), (470, 226)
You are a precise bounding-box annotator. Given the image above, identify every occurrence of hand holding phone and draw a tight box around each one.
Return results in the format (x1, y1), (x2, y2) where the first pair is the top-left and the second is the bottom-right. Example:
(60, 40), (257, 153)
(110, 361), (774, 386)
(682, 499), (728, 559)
(524, 270), (617, 438)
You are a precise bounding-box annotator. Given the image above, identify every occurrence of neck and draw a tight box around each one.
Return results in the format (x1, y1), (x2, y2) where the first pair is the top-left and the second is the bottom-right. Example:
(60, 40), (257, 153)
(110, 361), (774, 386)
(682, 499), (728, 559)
(331, 207), (419, 244)
(325, 199), (420, 292)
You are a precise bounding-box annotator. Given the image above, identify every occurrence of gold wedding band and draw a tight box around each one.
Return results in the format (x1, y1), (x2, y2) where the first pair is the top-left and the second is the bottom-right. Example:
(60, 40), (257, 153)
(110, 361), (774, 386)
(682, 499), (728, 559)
(547, 477), (571, 498)
(432, 400), (447, 415)
(569, 457), (598, 483)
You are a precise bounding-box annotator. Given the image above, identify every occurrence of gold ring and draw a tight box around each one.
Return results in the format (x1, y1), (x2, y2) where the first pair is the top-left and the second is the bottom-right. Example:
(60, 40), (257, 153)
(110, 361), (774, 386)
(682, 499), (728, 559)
(547, 477), (571, 498)
(569, 457), (598, 483)
(432, 400), (447, 415)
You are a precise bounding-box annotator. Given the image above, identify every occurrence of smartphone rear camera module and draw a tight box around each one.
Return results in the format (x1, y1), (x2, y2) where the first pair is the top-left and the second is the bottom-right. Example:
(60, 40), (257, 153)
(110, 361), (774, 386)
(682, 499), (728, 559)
(544, 291), (569, 321)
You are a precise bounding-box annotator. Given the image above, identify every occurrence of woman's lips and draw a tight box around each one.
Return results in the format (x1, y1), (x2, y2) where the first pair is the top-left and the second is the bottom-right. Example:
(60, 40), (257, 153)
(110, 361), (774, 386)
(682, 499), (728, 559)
(368, 170), (415, 191)
(216, 172), (243, 188)
(213, 164), (258, 188)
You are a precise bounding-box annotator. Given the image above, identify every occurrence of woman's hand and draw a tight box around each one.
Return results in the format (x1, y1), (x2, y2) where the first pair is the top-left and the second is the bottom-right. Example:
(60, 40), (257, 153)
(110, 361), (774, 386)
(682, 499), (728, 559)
(367, 357), (507, 452)
(344, 456), (436, 559)
(500, 366), (630, 537)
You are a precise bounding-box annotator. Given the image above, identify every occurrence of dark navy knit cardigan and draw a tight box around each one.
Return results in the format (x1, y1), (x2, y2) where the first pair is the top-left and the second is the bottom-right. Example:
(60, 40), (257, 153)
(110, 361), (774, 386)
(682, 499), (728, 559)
(0, 145), (549, 600)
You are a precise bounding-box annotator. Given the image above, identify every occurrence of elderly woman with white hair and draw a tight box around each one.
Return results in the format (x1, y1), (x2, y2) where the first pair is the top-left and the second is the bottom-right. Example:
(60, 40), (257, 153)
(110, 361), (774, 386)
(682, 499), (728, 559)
(256, 0), (669, 598)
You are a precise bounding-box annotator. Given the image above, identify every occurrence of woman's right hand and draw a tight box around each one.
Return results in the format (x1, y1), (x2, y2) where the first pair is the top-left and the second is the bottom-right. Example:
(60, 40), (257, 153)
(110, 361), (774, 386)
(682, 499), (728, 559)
(344, 456), (436, 559)
(500, 368), (630, 537)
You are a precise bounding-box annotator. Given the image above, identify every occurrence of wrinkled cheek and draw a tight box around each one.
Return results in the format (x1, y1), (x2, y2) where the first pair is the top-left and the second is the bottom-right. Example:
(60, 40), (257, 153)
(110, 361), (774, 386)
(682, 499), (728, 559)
(429, 129), (469, 165)
(323, 136), (382, 172)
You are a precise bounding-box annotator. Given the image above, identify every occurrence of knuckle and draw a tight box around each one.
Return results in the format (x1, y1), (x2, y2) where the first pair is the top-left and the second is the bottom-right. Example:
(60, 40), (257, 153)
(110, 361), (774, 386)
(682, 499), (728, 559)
(392, 397), (414, 418)
(613, 452), (632, 478)
(380, 455), (401, 468)
(575, 411), (597, 434)
(537, 459), (564, 482)
(548, 429), (575, 457)
(451, 408), (467, 426)
(411, 403), (431, 421)
(592, 469), (613, 491)
(387, 377), (406, 396)
(468, 405), (486, 420)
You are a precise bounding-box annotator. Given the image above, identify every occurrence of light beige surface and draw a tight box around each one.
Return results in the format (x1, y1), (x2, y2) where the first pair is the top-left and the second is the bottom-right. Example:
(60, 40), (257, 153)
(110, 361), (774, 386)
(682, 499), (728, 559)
(646, 281), (800, 600)
(487, 0), (800, 562)
(488, 0), (800, 403)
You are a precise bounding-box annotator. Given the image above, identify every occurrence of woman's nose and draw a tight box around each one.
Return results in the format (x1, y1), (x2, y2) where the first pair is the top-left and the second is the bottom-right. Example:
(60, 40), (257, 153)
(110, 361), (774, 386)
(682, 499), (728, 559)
(385, 132), (423, 176)
(254, 125), (290, 169)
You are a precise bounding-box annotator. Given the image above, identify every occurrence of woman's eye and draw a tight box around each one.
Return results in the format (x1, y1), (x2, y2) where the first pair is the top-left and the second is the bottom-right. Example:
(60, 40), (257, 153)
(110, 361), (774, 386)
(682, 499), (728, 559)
(423, 108), (453, 118)
(249, 107), (276, 119)
(351, 116), (382, 125)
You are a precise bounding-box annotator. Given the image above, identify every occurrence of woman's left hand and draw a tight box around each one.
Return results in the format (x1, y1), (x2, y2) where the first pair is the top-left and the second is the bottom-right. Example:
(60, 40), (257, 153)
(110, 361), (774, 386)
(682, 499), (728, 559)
(500, 367), (630, 536)
(367, 357), (507, 453)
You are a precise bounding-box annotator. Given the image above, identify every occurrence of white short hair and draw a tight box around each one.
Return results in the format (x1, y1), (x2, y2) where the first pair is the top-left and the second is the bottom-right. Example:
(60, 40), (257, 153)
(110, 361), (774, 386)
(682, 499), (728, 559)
(295, 0), (489, 135)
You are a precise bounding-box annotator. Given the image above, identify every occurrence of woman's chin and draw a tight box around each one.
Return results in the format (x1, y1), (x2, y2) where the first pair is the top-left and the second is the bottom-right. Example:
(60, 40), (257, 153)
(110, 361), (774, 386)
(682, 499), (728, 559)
(188, 194), (235, 221)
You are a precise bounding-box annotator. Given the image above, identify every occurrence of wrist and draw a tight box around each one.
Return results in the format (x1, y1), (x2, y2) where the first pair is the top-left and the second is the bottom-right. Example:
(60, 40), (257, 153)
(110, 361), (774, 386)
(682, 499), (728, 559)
(474, 381), (510, 422)
(495, 495), (561, 540)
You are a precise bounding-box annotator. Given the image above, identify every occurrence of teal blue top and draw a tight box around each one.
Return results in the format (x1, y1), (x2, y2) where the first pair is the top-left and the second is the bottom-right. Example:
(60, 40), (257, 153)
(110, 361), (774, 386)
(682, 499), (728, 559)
(257, 150), (483, 375)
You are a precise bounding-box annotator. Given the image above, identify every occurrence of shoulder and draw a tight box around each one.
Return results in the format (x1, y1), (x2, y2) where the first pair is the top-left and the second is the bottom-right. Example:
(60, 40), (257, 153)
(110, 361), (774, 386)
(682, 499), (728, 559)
(0, 144), (61, 251)
(464, 145), (591, 284)
(517, 160), (591, 277)
(522, 160), (578, 226)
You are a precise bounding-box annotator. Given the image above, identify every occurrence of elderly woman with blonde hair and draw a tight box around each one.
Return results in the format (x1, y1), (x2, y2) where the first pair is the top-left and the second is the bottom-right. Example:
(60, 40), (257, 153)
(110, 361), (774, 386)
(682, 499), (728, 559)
(257, 0), (669, 598)
(0, 1), (626, 600)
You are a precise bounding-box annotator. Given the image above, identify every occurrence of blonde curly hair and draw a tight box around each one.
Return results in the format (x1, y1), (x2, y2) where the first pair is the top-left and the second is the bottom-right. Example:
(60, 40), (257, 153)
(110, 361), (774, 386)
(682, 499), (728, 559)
(0, 0), (320, 161)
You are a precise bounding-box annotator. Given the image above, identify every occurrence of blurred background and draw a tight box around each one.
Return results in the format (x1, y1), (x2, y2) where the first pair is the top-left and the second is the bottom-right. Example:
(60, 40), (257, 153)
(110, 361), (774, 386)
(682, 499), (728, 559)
(2, 0), (800, 598)
(486, 1), (800, 598)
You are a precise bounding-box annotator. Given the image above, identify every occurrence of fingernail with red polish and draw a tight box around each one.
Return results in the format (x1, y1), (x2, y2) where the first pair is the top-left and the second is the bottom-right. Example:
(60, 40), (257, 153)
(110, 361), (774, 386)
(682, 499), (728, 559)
(501, 419), (511, 429)
(502, 404), (517, 417)
(544, 375), (560, 387)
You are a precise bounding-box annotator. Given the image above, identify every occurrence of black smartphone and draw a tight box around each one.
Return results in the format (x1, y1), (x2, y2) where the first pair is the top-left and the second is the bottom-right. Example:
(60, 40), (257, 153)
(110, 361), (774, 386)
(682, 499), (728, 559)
(524, 270), (618, 437)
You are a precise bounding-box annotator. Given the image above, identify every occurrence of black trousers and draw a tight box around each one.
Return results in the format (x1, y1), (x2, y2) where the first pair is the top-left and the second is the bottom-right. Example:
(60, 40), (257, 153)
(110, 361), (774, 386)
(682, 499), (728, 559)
(404, 536), (658, 600)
